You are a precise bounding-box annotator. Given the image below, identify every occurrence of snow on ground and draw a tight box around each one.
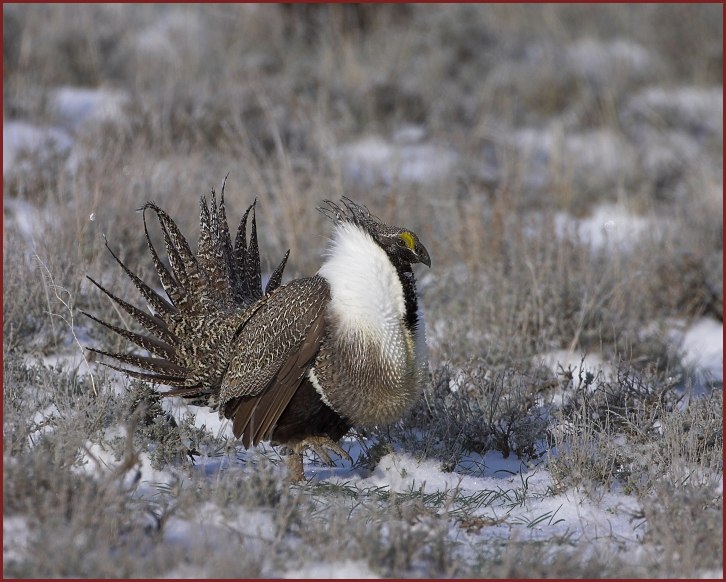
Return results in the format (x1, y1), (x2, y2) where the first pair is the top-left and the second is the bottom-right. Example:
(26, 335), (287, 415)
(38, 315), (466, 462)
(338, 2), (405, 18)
(624, 85), (723, 138)
(159, 565), (210, 579)
(532, 315), (723, 404)
(49, 86), (129, 132)
(27, 403), (60, 447)
(133, 9), (205, 67)
(532, 315), (724, 398)
(163, 398), (237, 441)
(672, 317), (724, 383)
(561, 129), (637, 184)
(163, 501), (277, 550)
(565, 38), (657, 86)
(282, 560), (380, 579)
(2, 121), (73, 175)
(3, 516), (32, 565)
(555, 203), (656, 252)
(3, 196), (61, 244)
(334, 135), (459, 186)
(62, 429), (651, 577)
(508, 126), (637, 193)
(532, 350), (615, 406)
(316, 450), (645, 565)
(637, 129), (705, 188)
(40, 350), (94, 377)
(534, 349), (615, 380)
(74, 436), (178, 494)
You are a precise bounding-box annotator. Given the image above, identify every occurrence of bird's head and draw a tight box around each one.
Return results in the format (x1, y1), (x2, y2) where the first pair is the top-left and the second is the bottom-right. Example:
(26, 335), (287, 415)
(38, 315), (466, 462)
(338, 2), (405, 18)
(319, 198), (431, 268)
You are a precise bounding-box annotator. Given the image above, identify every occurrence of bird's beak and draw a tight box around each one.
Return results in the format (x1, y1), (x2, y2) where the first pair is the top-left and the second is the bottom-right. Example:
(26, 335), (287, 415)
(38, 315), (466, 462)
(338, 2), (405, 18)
(417, 243), (431, 268)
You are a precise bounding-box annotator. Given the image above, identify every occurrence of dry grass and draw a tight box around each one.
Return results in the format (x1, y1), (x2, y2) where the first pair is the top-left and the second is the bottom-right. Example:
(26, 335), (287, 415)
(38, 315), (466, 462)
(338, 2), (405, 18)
(3, 3), (722, 578)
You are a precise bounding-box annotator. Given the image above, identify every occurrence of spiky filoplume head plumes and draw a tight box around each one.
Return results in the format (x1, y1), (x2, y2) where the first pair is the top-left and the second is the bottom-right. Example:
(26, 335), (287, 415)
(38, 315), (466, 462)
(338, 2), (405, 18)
(85, 184), (430, 481)
(319, 197), (431, 269)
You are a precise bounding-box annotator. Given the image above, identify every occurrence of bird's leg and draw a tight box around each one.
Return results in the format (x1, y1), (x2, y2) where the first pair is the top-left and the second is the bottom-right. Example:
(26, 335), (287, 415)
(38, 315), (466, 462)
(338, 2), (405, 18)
(285, 436), (352, 482)
(286, 449), (305, 483)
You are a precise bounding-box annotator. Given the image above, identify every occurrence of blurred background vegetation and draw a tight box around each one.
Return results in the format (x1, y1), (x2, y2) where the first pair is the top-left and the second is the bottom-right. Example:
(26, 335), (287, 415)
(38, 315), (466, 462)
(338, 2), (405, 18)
(3, 4), (722, 578)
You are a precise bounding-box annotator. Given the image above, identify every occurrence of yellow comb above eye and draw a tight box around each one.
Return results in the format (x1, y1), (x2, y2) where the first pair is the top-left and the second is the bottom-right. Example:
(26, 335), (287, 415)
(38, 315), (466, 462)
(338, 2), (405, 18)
(399, 231), (415, 250)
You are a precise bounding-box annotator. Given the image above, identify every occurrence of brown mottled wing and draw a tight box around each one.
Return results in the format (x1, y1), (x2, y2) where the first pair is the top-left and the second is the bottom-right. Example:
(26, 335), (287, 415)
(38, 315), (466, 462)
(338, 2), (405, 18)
(230, 307), (326, 446)
(219, 276), (331, 444)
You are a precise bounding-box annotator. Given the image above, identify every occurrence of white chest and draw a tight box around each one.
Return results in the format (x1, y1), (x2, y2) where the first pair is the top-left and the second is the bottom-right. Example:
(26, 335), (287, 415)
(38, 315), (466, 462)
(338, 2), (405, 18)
(318, 222), (407, 350)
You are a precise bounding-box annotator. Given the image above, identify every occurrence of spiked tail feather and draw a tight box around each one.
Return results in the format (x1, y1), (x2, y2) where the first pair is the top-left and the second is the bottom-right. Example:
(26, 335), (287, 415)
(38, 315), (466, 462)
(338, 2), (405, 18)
(265, 249), (290, 294)
(85, 191), (288, 407)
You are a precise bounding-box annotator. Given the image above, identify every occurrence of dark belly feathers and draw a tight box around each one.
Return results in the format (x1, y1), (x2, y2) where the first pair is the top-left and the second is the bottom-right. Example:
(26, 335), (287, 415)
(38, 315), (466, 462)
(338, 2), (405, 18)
(268, 377), (351, 445)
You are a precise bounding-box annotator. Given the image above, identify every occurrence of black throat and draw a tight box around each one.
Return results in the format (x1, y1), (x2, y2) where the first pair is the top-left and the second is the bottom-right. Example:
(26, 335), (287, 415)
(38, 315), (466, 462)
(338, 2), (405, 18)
(396, 263), (419, 332)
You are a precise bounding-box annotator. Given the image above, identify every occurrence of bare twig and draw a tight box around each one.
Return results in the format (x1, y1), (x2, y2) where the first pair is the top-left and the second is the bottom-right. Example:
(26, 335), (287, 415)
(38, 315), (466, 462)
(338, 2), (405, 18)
(35, 253), (98, 396)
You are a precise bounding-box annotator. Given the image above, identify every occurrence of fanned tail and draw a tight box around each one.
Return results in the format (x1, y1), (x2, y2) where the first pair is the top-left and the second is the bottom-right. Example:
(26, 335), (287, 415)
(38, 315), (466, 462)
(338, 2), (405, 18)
(84, 182), (290, 404)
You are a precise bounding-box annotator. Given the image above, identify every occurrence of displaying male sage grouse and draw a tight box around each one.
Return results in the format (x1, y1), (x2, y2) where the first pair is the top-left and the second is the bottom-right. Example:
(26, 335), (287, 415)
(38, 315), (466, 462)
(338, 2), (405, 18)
(84, 186), (430, 481)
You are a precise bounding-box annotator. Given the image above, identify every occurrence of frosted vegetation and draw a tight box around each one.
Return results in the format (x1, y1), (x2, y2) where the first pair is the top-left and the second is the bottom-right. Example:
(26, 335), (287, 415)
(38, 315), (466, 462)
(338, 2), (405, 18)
(3, 4), (722, 578)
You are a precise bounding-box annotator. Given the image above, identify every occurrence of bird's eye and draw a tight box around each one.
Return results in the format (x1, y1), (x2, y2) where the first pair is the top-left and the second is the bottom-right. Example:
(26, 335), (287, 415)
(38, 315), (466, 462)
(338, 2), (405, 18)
(397, 231), (415, 250)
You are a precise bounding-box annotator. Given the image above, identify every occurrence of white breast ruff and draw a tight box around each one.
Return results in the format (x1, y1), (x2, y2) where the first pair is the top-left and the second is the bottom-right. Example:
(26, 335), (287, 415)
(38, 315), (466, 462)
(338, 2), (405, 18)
(318, 222), (406, 344)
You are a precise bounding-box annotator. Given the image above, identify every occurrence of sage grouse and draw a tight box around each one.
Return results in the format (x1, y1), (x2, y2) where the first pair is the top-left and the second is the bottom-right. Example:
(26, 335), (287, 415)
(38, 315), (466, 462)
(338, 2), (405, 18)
(85, 188), (430, 480)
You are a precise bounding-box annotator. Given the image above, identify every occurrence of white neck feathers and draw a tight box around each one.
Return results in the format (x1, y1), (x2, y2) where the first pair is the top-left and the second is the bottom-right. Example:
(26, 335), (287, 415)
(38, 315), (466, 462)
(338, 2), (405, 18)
(318, 222), (406, 340)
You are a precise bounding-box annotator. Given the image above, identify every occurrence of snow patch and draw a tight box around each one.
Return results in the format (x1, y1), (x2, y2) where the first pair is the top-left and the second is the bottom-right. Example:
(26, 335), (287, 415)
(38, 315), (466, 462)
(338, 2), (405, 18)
(41, 351), (91, 375)
(448, 368), (468, 393)
(508, 127), (636, 192)
(335, 136), (458, 186)
(49, 86), (129, 131)
(74, 439), (177, 492)
(534, 350), (614, 380)
(4, 197), (61, 243)
(3, 515), (32, 564)
(163, 502), (277, 558)
(566, 38), (656, 85)
(323, 451), (645, 555)
(28, 403), (60, 446)
(160, 565), (209, 579)
(128, 10), (207, 80)
(678, 317), (723, 382)
(532, 350), (615, 406)
(282, 560), (379, 579)
(555, 203), (656, 252)
(624, 86), (723, 138)
(136, 11), (204, 57)
(637, 129), (703, 185)
(392, 124), (427, 144)
(3, 121), (72, 175)
(563, 129), (636, 184)
(163, 399), (236, 441)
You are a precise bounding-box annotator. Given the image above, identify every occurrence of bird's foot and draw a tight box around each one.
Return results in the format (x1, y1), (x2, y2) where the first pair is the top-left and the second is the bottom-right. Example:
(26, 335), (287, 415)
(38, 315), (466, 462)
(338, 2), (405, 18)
(285, 436), (352, 483)
(295, 435), (352, 466)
